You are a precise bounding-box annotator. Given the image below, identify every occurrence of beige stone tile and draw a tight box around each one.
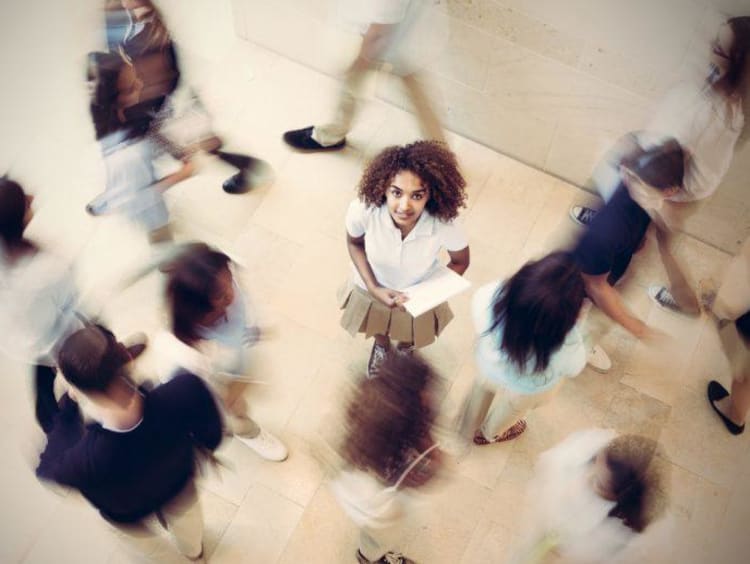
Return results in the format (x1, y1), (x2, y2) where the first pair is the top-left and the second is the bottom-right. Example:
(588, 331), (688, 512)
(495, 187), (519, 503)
(210, 483), (303, 563)
(459, 518), (517, 564)
(430, 17), (491, 90)
(277, 482), (358, 564)
(601, 383), (672, 441)
(22, 495), (116, 564)
(664, 463), (731, 564)
(399, 474), (492, 562)
(577, 43), (664, 99)
(199, 488), (240, 560)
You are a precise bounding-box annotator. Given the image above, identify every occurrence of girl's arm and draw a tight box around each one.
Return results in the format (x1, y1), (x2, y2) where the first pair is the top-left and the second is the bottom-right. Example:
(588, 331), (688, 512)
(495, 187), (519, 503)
(154, 159), (195, 193)
(447, 246), (470, 275)
(347, 232), (407, 308)
(582, 273), (652, 339)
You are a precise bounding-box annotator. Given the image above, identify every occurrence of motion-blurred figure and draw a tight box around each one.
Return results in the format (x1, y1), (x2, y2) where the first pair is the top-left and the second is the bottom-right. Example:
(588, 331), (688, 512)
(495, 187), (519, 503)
(512, 429), (669, 564)
(110, 0), (271, 194)
(704, 236), (750, 435)
(571, 16), (749, 314)
(331, 353), (442, 564)
(571, 139), (696, 372)
(0, 178), (85, 419)
(35, 324), (222, 561)
(457, 252), (587, 447)
(85, 50), (193, 244)
(283, 0), (448, 151)
(154, 243), (288, 461)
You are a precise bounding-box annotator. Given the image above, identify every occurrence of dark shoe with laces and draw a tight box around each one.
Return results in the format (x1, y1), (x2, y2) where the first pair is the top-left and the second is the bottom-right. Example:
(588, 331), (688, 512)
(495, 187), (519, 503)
(569, 205), (597, 226)
(647, 285), (700, 317)
(707, 380), (745, 435)
(222, 156), (272, 194)
(367, 340), (390, 379)
(356, 549), (415, 564)
(282, 126), (345, 152)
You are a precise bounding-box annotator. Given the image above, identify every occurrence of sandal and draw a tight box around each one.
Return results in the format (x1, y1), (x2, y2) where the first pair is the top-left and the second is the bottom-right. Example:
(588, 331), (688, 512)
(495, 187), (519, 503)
(473, 420), (527, 445)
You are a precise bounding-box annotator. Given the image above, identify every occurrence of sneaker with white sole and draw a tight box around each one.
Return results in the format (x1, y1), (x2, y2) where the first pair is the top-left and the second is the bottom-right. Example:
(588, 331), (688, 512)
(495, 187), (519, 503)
(569, 205), (598, 226)
(647, 285), (699, 317)
(587, 344), (612, 373)
(236, 428), (288, 461)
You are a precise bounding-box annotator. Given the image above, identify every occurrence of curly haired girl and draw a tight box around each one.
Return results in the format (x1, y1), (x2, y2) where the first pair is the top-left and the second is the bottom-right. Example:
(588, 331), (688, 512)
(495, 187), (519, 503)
(339, 140), (470, 376)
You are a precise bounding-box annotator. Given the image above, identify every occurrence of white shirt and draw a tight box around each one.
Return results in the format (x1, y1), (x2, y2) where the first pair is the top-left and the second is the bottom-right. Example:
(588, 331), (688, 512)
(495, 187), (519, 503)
(472, 281), (586, 395)
(521, 428), (635, 563)
(345, 199), (468, 291)
(0, 250), (82, 365)
(645, 82), (743, 202)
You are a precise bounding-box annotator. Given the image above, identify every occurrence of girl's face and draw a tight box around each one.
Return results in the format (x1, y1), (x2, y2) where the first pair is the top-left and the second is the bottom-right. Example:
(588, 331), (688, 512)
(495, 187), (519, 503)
(201, 266), (235, 326)
(710, 23), (735, 80)
(385, 170), (430, 232)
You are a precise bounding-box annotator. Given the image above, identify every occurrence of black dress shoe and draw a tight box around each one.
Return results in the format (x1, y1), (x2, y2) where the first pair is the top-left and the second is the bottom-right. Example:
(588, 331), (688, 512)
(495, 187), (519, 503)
(222, 157), (272, 194)
(282, 126), (345, 151)
(707, 380), (745, 435)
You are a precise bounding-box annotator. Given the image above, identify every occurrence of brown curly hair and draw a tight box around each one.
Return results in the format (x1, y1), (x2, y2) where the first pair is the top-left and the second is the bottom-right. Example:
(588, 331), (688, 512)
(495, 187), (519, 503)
(357, 140), (467, 222)
(340, 353), (437, 486)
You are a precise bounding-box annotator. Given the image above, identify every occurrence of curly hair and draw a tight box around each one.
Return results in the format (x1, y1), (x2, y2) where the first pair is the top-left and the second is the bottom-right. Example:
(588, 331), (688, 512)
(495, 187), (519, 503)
(340, 353), (437, 485)
(357, 140), (467, 222)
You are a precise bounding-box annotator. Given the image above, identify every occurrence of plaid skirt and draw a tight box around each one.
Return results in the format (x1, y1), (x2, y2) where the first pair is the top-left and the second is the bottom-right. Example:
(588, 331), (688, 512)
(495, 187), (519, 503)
(338, 281), (453, 348)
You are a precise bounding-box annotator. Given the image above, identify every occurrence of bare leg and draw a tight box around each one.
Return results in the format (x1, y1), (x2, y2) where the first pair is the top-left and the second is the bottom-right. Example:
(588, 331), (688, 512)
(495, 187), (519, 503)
(655, 227), (700, 314)
(715, 377), (750, 426)
(401, 73), (446, 143)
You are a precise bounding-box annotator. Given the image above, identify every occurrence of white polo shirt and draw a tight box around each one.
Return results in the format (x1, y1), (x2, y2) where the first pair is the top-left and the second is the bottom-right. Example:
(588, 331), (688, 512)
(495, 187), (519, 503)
(345, 199), (468, 291)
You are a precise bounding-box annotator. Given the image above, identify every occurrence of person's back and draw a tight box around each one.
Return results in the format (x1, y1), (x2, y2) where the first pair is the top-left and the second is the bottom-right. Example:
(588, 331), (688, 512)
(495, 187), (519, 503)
(38, 372), (221, 522)
(36, 324), (222, 559)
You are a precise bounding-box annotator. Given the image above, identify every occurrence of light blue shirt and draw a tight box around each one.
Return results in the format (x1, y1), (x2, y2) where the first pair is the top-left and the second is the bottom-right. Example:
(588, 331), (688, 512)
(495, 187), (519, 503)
(472, 281), (586, 394)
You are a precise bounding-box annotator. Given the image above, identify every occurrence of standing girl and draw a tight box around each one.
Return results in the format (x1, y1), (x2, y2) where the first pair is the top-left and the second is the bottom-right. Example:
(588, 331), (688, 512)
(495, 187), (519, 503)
(339, 140), (469, 376)
(154, 243), (287, 461)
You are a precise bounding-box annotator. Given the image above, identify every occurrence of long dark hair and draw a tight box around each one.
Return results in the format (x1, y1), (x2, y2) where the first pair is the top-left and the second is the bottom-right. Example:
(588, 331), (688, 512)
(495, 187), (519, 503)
(88, 51), (127, 139)
(341, 354), (436, 485)
(0, 177), (36, 257)
(487, 252), (585, 373)
(604, 435), (667, 533)
(620, 137), (685, 191)
(718, 17), (750, 96)
(164, 243), (231, 345)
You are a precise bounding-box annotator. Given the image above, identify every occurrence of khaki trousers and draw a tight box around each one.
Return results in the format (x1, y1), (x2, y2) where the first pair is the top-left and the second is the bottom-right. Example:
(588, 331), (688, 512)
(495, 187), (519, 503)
(111, 480), (203, 561)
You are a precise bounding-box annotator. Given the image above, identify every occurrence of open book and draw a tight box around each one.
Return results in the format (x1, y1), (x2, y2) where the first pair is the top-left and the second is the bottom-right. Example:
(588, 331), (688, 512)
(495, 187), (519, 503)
(401, 266), (472, 317)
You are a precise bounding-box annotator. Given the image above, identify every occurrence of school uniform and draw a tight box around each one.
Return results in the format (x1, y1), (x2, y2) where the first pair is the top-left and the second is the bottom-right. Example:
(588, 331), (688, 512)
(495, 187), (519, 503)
(572, 184), (651, 286)
(339, 199), (468, 347)
(460, 280), (586, 440)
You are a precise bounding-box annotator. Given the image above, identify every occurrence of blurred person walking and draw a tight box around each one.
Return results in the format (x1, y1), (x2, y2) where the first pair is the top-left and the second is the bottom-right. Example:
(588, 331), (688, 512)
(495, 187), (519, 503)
(511, 429), (669, 564)
(571, 138), (696, 372)
(331, 353), (442, 564)
(283, 0), (448, 151)
(571, 16), (750, 314)
(154, 242), (288, 461)
(0, 178), (88, 422)
(35, 324), (223, 561)
(111, 0), (271, 194)
(457, 252), (587, 446)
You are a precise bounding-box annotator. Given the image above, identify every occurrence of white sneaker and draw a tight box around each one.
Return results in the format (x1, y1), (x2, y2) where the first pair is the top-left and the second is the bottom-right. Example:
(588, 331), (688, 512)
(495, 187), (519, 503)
(236, 428), (288, 462)
(587, 344), (612, 373)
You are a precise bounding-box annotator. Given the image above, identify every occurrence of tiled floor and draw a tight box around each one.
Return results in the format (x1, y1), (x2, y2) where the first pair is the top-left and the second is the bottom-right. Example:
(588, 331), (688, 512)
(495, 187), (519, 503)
(1, 2), (749, 563)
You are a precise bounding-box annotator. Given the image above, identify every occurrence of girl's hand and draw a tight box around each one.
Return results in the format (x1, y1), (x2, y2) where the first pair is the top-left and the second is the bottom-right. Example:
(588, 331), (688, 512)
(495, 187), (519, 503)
(370, 286), (409, 310)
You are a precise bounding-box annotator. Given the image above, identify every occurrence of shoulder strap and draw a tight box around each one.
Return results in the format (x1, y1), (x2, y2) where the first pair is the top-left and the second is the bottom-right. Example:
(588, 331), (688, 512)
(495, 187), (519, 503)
(390, 442), (440, 491)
